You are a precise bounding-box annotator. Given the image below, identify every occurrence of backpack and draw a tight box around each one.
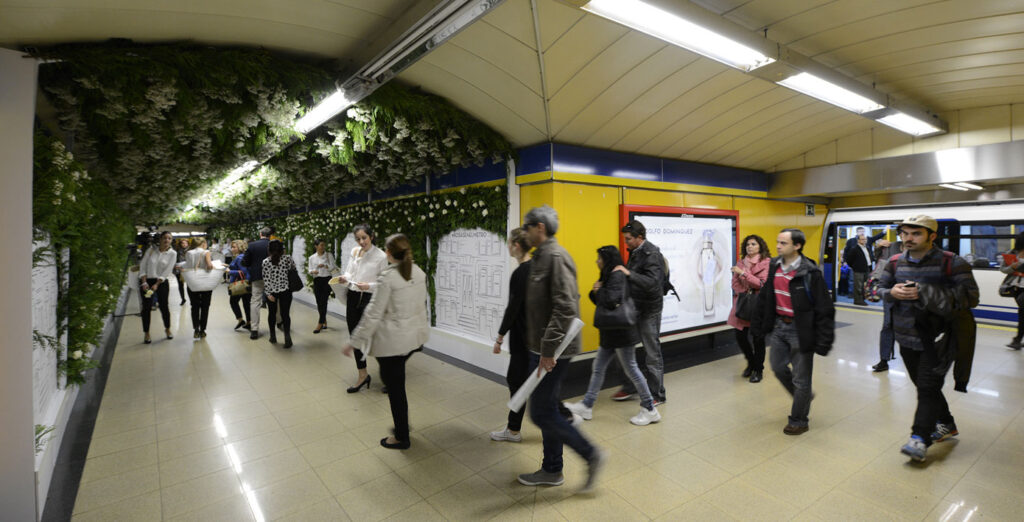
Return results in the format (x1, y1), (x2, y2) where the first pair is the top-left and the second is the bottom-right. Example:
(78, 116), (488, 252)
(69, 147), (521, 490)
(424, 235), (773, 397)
(661, 253), (680, 301)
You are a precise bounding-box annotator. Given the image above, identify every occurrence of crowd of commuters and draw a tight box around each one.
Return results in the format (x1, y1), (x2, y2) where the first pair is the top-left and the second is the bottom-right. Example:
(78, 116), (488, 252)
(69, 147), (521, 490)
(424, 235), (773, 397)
(131, 202), (1008, 494)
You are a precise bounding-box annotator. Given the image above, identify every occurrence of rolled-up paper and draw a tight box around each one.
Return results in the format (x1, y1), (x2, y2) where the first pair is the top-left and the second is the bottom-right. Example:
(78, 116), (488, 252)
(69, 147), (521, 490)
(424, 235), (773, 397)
(328, 277), (348, 304)
(507, 318), (585, 412)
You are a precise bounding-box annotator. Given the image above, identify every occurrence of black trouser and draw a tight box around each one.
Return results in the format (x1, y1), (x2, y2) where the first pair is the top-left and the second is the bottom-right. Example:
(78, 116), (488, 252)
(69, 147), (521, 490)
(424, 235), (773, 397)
(176, 272), (186, 303)
(140, 279), (170, 332)
(901, 345), (954, 445)
(313, 276), (332, 324)
(735, 327), (765, 371)
(229, 291), (251, 324)
(506, 347), (530, 432)
(187, 289), (212, 332)
(378, 351), (414, 441)
(267, 291), (292, 334)
(347, 291), (373, 370)
(1016, 294), (1024, 339)
(852, 271), (867, 304)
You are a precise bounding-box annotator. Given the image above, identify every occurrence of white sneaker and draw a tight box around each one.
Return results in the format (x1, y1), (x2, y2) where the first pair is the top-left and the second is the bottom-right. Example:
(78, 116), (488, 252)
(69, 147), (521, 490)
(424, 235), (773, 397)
(630, 407), (661, 426)
(570, 412), (584, 428)
(490, 427), (522, 442)
(565, 401), (593, 420)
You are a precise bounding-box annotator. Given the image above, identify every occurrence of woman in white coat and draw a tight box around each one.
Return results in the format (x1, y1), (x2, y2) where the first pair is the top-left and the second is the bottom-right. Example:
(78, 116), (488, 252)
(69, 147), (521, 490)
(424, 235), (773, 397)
(339, 224), (388, 392)
(342, 234), (429, 450)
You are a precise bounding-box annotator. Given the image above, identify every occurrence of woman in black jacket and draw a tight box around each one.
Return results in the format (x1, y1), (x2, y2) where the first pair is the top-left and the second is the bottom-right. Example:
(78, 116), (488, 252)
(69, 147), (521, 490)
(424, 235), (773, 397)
(490, 228), (533, 443)
(565, 246), (661, 426)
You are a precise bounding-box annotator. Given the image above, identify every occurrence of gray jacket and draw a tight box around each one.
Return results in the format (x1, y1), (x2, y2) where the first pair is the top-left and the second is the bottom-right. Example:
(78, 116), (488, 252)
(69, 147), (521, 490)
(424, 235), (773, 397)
(526, 237), (582, 359)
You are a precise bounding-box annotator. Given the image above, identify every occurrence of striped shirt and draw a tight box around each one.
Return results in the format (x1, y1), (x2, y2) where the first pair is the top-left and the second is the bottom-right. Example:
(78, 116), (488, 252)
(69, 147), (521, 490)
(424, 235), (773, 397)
(773, 265), (798, 317)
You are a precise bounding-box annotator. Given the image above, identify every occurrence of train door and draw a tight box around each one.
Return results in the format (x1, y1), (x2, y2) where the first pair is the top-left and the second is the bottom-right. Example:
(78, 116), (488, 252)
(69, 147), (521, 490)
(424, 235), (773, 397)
(829, 222), (897, 306)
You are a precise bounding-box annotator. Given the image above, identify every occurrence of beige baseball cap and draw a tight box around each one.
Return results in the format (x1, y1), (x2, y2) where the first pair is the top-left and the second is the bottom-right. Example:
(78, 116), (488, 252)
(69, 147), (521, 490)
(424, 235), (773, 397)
(898, 214), (938, 233)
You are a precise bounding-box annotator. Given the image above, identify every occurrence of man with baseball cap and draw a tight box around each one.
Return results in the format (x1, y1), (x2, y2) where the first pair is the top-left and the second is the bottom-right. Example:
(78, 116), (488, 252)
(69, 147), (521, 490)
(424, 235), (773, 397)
(876, 215), (979, 462)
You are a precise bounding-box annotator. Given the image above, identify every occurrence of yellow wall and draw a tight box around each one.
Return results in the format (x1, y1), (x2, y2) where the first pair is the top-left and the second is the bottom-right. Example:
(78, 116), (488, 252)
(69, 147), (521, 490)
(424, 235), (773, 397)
(521, 181), (828, 352)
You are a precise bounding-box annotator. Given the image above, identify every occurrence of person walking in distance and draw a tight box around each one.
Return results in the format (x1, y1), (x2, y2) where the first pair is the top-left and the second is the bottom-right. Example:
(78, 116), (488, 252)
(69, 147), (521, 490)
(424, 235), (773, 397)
(515, 205), (605, 493)
(261, 239), (296, 349)
(227, 240), (251, 331)
(339, 224), (388, 393)
(842, 226), (887, 306)
(307, 238), (338, 334)
(611, 220), (667, 405)
(242, 227), (272, 340)
(728, 234), (771, 383)
(138, 231), (176, 343)
(490, 228), (533, 443)
(751, 229), (835, 435)
(877, 215), (979, 462)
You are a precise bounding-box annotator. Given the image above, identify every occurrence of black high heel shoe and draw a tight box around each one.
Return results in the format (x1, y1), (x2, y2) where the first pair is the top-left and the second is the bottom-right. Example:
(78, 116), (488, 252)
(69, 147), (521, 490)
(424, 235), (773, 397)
(347, 375), (371, 393)
(234, 320), (246, 330)
(313, 324), (324, 334)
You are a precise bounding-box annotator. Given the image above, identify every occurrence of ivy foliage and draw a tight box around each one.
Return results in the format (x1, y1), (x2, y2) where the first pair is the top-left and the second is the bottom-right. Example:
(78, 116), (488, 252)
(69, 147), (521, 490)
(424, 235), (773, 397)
(34, 132), (134, 386)
(211, 183), (509, 323)
(35, 42), (513, 225)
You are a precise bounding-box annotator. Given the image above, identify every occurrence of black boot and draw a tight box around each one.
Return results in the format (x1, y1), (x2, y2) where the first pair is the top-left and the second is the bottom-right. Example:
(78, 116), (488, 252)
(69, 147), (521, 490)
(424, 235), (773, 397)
(269, 325), (277, 344)
(1008, 337), (1022, 350)
(283, 330), (293, 349)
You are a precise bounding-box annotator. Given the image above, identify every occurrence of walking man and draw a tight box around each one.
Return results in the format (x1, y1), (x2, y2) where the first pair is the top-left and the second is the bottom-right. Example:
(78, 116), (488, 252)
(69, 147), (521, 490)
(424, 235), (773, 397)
(752, 228), (834, 435)
(877, 215), (979, 461)
(842, 226), (887, 305)
(517, 205), (604, 492)
(242, 226), (272, 340)
(611, 220), (667, 404)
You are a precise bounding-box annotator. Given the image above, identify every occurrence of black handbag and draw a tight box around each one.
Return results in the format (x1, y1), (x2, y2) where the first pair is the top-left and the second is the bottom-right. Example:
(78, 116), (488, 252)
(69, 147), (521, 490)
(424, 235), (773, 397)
(287, 267), (304, 292)
(593, 279), (638, 329)
(735, 290), (756, 321)
(999, 273), (1020, 298)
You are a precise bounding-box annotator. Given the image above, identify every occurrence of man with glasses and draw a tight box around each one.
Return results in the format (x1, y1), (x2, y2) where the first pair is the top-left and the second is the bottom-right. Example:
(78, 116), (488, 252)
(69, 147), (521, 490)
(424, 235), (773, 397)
(610, 220), (668, 405)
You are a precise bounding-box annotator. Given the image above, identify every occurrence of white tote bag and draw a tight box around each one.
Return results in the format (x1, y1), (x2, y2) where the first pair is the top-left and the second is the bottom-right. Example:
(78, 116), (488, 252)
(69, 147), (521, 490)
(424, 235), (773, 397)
(182, 259), (227, 292)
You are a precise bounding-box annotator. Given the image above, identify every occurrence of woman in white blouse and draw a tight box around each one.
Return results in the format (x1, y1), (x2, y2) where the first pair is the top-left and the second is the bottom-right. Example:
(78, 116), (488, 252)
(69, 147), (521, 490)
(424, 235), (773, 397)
(139, 231), (177, 343)
(339, 224), (388, 392)
(185, 237), (215, 341)
(307, 238), (338, 334)
(342, 234), (429, 450)
(262, 239), (296, 349)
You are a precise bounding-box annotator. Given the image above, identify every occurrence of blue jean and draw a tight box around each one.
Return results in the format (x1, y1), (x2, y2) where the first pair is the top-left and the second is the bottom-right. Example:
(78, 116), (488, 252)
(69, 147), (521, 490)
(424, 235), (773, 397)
(768, 319), (814, 427)
(584, 344), (653, 410)
(620, 308), (665, 401)
(879, 300), (895, 361)
(528, 353), (596, 473)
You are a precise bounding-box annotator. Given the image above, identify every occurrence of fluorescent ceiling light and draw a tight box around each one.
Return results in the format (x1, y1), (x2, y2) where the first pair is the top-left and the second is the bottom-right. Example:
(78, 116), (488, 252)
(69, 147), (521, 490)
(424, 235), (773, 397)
(221, 161), (259, 187)
(581, 0), (775, 71)
(294, 90), (353, 134)
(876, 111), (943, 137)
(954, 182), (983, 190)
(939, 183), (969, 191)
(777, 72), (883, 114)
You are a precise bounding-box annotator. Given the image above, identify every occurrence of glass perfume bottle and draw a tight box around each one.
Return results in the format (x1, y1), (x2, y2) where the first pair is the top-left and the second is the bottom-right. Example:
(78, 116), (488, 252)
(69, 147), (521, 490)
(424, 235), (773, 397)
(698, 230), (718, 316)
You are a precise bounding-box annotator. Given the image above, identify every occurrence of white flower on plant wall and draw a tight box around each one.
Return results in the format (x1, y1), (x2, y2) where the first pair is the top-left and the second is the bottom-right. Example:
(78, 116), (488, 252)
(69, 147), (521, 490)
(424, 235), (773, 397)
(482, 209), (488, 217)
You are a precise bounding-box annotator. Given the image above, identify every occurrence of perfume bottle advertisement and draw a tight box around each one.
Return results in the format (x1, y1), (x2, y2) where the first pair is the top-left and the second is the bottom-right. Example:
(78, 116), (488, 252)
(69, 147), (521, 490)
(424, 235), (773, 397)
(636, 214), (735, 333)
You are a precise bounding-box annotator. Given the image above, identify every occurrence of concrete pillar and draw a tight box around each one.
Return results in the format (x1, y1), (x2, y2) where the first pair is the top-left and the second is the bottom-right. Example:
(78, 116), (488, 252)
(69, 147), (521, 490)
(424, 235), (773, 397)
(0, 48), (40, 520)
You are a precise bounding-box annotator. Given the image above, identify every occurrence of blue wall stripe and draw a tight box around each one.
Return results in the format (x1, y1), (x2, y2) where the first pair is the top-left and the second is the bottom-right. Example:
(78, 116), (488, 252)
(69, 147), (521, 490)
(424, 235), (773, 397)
(973, 309), (1019, 322)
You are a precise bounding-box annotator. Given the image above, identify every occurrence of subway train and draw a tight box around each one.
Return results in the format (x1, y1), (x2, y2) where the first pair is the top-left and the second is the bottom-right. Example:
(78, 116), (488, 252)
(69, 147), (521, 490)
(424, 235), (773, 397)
(819, 201), (1022, 326)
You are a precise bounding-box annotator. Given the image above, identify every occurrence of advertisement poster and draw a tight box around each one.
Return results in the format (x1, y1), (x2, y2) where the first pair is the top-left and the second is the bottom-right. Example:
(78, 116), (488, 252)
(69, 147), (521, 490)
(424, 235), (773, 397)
(433, 228), (509, 343)
(625, 208), (737, 334)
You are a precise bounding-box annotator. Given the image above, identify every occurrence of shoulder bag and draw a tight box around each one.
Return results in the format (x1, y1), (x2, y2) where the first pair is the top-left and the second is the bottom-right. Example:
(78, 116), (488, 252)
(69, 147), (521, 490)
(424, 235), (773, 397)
(593, 278), (638, 329)
(228, 270), (250, 296)
(287, 265), (304, 292)
(735, 290), (756, 321)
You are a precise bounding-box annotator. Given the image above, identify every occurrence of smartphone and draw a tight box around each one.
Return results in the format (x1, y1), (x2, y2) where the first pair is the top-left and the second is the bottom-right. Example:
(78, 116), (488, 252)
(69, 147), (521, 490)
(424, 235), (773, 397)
(903, 281), (917, 288)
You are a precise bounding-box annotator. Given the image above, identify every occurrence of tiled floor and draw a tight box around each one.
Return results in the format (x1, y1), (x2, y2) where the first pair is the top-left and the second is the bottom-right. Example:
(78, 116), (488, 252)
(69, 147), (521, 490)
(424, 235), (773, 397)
(71, 289), (1024, 521)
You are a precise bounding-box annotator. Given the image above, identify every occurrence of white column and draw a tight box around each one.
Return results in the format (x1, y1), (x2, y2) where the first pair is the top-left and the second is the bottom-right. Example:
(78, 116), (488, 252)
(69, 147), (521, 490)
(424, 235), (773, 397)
(0, 48), (40, 520)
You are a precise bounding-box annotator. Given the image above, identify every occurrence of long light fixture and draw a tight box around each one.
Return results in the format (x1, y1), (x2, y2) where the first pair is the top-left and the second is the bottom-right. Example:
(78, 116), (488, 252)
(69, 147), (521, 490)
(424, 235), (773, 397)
(954, 182), (983, 190)
(939, 183), (970, 191)
(580, 0), (774, 72)
(777, 72), (884, 114)
(294, 90), (353, 133)
(876, 111), (944, 137)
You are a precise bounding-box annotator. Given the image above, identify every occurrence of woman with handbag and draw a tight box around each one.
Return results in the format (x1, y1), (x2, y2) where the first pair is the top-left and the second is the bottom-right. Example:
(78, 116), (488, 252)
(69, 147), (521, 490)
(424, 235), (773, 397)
(262, 239), (296, 348)
(138, 231), (176, 344)
(999, 233), (1024, 349)
(307, 238), (338, 334)
(728, 234), (771, 383)
(565, 246), (660, 426)
(184, 237), (215, 340)
(342, 234), (430, 450)
(339, 224), (388, 392)
(227, 240), (251, 331)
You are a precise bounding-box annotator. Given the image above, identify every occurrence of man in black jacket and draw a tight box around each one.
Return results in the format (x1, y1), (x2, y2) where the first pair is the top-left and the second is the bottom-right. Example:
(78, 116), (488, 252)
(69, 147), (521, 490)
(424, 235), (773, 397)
(242, 226), (272, 340)
(611, 220), (667, 404)
(842, 227), (888, 305)
(751, 228), (835, 435)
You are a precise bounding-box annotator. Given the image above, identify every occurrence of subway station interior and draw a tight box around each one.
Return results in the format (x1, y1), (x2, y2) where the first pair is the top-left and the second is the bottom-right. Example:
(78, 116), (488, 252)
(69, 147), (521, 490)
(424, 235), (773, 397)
(3, 1), (1024, 520)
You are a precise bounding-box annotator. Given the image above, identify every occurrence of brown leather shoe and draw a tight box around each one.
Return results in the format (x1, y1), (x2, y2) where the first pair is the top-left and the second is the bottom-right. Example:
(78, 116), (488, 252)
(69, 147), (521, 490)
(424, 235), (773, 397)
(783, 424), (809, 435)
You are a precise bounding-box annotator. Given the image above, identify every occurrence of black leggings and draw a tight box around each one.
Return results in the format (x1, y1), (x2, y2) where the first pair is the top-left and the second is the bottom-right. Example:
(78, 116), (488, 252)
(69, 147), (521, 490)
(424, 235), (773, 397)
(506, 348), (529, 432)
(1017, 295), (1024, 339)
(313, 276), (332, 324)
(140, 279), (170, 332)
(267, 291), (292, 333)
(187, 289), (212, 332)
(378, 351), (414, 441)
(229, 292), (251, 324)
(176, 273), (186, 303)
(735, 327), (765, 371)
(347, 291), (373, 370)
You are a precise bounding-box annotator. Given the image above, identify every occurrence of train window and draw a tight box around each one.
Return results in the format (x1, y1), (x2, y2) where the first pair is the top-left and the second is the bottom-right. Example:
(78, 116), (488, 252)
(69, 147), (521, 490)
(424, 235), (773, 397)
(948, 223), (1024, 268)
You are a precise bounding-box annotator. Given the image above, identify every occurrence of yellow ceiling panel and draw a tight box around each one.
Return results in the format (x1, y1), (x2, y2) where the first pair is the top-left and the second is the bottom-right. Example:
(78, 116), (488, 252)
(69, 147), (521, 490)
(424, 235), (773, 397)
(749, 114), (873, 170)
(696, 96), (824, 165)
(542, 13), (628, 95)
(534, 0), (586, 52)
(448, 20), (543, 95)
(930, 88), (1024, 110)
(413, 43), (547, 133)
(873, 54), (1024, 88)
(548, 31), (665, 134)
(399, 60), (547, 146)
(674, 87), (801, 159)
(478, 0), (537, 50)
(713, 102), (842, 167)
(765, 0), (938, 50)
(555, 45), (694, 145)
